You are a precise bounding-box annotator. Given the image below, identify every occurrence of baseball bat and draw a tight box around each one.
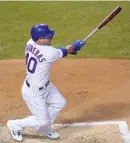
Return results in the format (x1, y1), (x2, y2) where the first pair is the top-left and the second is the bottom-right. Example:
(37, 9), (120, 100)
(83, 6), (122, 42)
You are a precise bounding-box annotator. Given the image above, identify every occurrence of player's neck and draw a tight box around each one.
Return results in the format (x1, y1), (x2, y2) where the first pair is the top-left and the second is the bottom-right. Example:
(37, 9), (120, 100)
(34, 39), (51, 46)
(35, 41), (51, 46)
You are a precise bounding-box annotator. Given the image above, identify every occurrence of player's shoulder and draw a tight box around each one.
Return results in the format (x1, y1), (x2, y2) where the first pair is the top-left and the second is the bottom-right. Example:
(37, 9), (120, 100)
(26, 39), (41, 49)
(26, 39), (34, 45)
(26, 39), (59, 54)
(42, 45), (58, 53)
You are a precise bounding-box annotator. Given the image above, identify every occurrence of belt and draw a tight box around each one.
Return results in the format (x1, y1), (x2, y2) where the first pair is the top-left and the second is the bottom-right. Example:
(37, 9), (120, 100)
(26, 80), (49, 90)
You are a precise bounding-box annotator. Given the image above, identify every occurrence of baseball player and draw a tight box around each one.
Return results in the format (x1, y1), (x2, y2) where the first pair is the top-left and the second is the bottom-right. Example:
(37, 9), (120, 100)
(7, 24), (85, 142)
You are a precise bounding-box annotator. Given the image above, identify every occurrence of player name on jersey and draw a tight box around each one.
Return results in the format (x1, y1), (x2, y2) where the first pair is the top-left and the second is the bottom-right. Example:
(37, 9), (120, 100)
(26, 44), (46, 63)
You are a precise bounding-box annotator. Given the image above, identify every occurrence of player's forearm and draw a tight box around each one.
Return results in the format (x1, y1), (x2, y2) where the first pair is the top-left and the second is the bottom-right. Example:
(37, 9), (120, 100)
(65, 45), (74, 54)
(59, 40), (85, 58)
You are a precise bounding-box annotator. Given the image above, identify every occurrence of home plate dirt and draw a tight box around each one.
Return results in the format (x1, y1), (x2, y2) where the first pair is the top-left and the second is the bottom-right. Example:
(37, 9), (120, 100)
(1, 59), (130, 143)
(0, 124), (122, 143)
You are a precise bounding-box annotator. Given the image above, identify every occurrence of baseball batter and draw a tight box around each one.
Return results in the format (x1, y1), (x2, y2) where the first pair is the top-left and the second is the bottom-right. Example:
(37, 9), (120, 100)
(7, 24), (85, 141)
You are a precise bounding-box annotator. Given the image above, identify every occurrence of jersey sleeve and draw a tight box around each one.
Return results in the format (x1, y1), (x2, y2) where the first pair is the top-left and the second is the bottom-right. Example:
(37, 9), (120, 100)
(45, 46), (64, 62)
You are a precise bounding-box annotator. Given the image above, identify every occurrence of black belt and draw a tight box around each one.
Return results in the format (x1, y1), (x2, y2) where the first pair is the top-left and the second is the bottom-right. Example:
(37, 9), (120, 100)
(26, 80), (49, 90)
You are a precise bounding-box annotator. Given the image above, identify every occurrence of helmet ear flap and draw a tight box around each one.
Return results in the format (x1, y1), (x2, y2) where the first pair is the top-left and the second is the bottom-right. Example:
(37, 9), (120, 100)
(34, 38), (39, 42)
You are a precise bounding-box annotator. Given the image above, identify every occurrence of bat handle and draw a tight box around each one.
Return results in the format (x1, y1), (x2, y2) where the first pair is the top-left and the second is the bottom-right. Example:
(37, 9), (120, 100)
(83, 27), (99, 42)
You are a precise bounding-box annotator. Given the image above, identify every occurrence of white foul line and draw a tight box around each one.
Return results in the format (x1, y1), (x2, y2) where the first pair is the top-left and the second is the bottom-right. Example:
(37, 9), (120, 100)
(54, 121), (130, 143)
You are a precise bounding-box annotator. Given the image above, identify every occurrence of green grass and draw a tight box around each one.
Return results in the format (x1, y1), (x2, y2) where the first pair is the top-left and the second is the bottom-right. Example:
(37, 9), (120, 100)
(0, 1), (129, 59)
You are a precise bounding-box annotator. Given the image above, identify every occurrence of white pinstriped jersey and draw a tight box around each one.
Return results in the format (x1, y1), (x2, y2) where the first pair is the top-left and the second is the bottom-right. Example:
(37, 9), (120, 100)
(25, 39), (63, 88)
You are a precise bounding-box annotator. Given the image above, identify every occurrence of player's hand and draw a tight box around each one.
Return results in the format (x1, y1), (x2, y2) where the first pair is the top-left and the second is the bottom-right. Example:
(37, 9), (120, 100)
(71, 40), (85, 55)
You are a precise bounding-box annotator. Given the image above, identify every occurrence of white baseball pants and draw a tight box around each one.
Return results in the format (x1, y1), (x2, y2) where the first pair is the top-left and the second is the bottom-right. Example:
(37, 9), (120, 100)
(9, 81), (66, 135)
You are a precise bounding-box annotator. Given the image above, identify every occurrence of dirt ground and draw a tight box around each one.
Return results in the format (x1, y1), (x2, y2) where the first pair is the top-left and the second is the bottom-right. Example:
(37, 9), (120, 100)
(1, 58), (130, 143)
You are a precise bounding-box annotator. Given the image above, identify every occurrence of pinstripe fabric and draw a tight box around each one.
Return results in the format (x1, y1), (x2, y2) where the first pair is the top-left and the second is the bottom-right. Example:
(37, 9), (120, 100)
(9, 39), (66, 135)
(25, 39), (63, 88)
(47, 83), (66, 123)
(11, 81), (66, 135)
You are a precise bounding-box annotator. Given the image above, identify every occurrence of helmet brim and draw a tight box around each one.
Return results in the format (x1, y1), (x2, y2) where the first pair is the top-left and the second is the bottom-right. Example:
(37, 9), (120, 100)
(44, 29), (55, 39)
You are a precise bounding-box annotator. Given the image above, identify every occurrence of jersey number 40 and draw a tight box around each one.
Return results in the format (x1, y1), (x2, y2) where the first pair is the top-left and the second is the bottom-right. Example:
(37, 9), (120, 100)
(26, 53), (37, 73)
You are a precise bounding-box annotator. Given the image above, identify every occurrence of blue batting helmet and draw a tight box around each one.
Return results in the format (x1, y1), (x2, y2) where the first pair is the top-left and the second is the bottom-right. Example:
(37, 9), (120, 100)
(30, 24), (55, 41)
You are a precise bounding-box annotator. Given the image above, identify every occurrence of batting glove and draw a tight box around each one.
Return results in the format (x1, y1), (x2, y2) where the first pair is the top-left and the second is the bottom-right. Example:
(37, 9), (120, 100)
(71, 40), (85, 54)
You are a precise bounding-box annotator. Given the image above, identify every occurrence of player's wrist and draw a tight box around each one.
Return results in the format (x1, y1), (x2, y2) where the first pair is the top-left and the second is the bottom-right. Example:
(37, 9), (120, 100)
(66, 45), (73, 54)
